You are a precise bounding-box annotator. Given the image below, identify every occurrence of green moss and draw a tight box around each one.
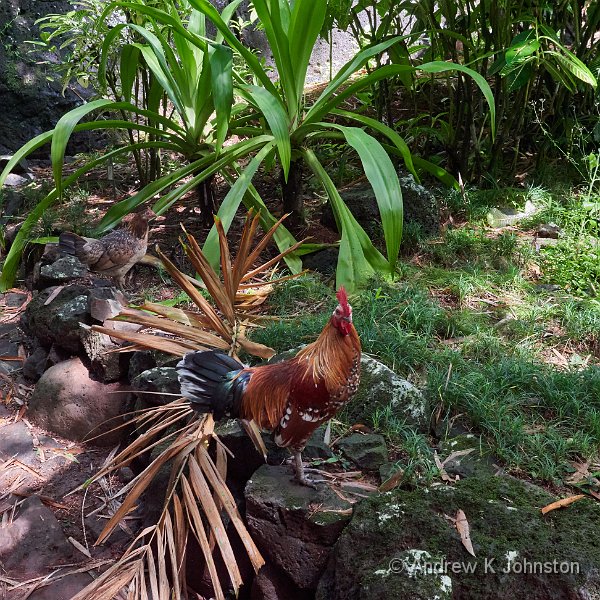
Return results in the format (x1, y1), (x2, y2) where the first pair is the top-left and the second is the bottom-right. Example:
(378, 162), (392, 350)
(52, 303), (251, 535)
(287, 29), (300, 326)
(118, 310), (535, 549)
(319, 475), (600, 599)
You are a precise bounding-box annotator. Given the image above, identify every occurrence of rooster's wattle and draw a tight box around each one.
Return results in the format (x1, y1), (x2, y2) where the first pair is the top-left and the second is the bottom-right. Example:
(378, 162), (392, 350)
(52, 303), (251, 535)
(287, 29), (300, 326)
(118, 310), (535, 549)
(177, 287), (361, 486)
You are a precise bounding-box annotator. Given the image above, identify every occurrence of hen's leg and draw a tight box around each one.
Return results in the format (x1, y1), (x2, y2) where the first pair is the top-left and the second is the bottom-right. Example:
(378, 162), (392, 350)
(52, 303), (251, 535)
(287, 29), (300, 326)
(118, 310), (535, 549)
(293, 450), (325, 489)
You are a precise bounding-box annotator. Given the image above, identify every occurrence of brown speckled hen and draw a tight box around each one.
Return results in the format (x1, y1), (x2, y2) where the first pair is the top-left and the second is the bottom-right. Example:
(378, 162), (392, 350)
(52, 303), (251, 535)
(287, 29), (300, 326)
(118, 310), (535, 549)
(59, 207), (154, 288)
(176, 287), (361, 487)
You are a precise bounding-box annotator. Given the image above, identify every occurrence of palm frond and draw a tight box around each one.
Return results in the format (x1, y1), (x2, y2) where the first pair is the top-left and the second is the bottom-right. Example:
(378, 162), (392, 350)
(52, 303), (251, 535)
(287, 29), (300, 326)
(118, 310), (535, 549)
(92, 209), (306, 360)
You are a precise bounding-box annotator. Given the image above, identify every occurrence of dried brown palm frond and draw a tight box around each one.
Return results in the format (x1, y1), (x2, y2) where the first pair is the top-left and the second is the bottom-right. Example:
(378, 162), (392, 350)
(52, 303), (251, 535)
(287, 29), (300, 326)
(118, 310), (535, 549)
(69, 211), (307, 599)
(71, 402), (264, 600)
(92, 209), (306, 360)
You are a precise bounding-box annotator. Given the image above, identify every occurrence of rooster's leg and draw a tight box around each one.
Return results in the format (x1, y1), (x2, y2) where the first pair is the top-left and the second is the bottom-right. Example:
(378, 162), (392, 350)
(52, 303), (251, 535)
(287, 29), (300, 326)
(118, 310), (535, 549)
(293, 451), (325, 489)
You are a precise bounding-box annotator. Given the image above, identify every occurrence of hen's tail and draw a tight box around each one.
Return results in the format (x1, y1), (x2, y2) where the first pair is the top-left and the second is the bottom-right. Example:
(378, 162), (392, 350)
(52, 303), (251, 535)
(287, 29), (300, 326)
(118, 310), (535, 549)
(58, 231), (87, 257)
(176, 350), (250, 420)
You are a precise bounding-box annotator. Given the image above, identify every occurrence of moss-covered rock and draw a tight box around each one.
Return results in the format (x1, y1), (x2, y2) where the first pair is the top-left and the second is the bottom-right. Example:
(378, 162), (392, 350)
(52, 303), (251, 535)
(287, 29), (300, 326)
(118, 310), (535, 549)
(338, 433), (388, 470)
(438, 433), (500, 480)
(317, 475), (600, 599)
(246, 464), (354, 590)
(340, 355), (429, 433)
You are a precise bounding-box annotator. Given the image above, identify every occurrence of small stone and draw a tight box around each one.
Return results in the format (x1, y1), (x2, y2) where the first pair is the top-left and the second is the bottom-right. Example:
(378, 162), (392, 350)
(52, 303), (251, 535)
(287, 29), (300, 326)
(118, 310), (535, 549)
(0, 496), (76, 578)
(128, 350), (158, 382)
(133, 366), (180, 406)
(338, 433), (388, 470)
(22, 346), (49, 381)
(0, 154), (29, 174)
(5, 291), (28, 307)
(0, 323), (20, 376)
(537, 222), (562, 239)
(29, 357), (132, 445)
(304, 425), (334, 460)
(3, 172), (29, 187)
(39, 255), (88, 285)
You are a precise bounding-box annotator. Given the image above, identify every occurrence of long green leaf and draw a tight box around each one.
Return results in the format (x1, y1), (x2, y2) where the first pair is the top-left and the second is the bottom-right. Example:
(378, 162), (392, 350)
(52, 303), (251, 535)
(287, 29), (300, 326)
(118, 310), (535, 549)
(308, 36), (411, 120)
(150, 135), (275, 215)
(330, 109), (418, 179)
(209, 44), (233, 152)
(288, 0), (327, 111)
(203, 142), (277, 269)
(187, 0), (277, 96)
(222, 170), (302, 274)
(325, 125), (403, 274)
(51, 99), (116, 197)
(547, 50), (597, 87)
(252, 0), (297, 113)
(303, 64), (415, 129)
(239, 85), (291, 179)
(119, 44), (141, 103)
(419, 61), (496, 138)
(302, 149), (390, 292)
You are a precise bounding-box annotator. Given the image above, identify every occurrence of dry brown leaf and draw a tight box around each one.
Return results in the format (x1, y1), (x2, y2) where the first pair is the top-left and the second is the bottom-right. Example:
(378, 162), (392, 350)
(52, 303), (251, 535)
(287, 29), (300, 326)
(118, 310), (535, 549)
(456, 509), (476, 556)
(541, 494), (586, 515)
(565, 461), (591, 484)
(441, 448), (475, 467)
(434, 451), (453, 483)
(379, 468), (405, 493)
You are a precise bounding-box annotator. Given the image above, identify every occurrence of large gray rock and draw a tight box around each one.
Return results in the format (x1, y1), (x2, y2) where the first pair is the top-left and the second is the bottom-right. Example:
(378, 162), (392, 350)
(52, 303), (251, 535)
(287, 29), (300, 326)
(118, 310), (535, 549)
(245, 464), (354, 591)
(0, 0), (90, 155)
(39, 254), (88, 286)
(317, 475), (600, 600)
(22, 283), (128, 363)
(29, 356), (132, 445)
(322, 173), (441, 239)
(340, 354), (429, 433)
(22, 284), (93, 353)
(0, 495), (76, 577)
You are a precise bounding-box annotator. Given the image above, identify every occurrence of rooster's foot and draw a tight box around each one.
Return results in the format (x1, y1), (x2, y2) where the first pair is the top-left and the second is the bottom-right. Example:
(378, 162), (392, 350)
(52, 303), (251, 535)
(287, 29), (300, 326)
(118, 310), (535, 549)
(292, 451), (325, 489)
(293, 473), (326, 489)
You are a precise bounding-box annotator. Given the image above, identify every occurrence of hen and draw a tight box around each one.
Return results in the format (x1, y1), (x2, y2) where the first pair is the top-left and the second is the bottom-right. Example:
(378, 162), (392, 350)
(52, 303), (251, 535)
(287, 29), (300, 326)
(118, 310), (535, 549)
(58, 207), (154, 288)
(177, 287), (361, 486)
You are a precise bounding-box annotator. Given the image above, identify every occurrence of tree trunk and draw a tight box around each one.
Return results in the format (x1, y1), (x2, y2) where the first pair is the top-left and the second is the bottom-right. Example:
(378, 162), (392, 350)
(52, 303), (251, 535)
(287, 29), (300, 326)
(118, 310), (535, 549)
(197, 175), (217, 227)
(281, 159), (305, 229)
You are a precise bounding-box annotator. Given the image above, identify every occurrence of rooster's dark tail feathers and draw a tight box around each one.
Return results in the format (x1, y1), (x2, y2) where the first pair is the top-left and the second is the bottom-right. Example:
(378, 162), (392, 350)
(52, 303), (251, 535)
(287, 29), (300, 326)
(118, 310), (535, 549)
(176, 350), (248, 420)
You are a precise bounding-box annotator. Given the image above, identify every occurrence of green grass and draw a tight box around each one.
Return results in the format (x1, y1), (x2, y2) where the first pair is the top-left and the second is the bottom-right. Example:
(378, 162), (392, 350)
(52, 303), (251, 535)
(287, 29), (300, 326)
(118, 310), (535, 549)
(251, 225), (600, 485)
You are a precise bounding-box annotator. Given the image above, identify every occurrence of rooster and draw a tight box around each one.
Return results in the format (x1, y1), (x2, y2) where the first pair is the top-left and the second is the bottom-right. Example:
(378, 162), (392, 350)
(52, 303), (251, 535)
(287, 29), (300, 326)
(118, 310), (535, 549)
(58, 207), (154, 288)
(177, 287), (361, 487)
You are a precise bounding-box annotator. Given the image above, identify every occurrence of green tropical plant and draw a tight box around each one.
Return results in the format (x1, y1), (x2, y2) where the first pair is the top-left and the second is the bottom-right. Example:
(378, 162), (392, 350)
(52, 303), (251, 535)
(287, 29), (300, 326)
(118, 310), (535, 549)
(0, 0), (493, 293)
(327, 0), (599, 179)
(0, 0), (301, 292)
(186, 0), (495, 292)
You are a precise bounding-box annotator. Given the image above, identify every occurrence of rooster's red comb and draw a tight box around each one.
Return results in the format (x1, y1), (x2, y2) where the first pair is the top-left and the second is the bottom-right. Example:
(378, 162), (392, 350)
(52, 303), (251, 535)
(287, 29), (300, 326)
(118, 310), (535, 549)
(336, 286), (350, 314)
